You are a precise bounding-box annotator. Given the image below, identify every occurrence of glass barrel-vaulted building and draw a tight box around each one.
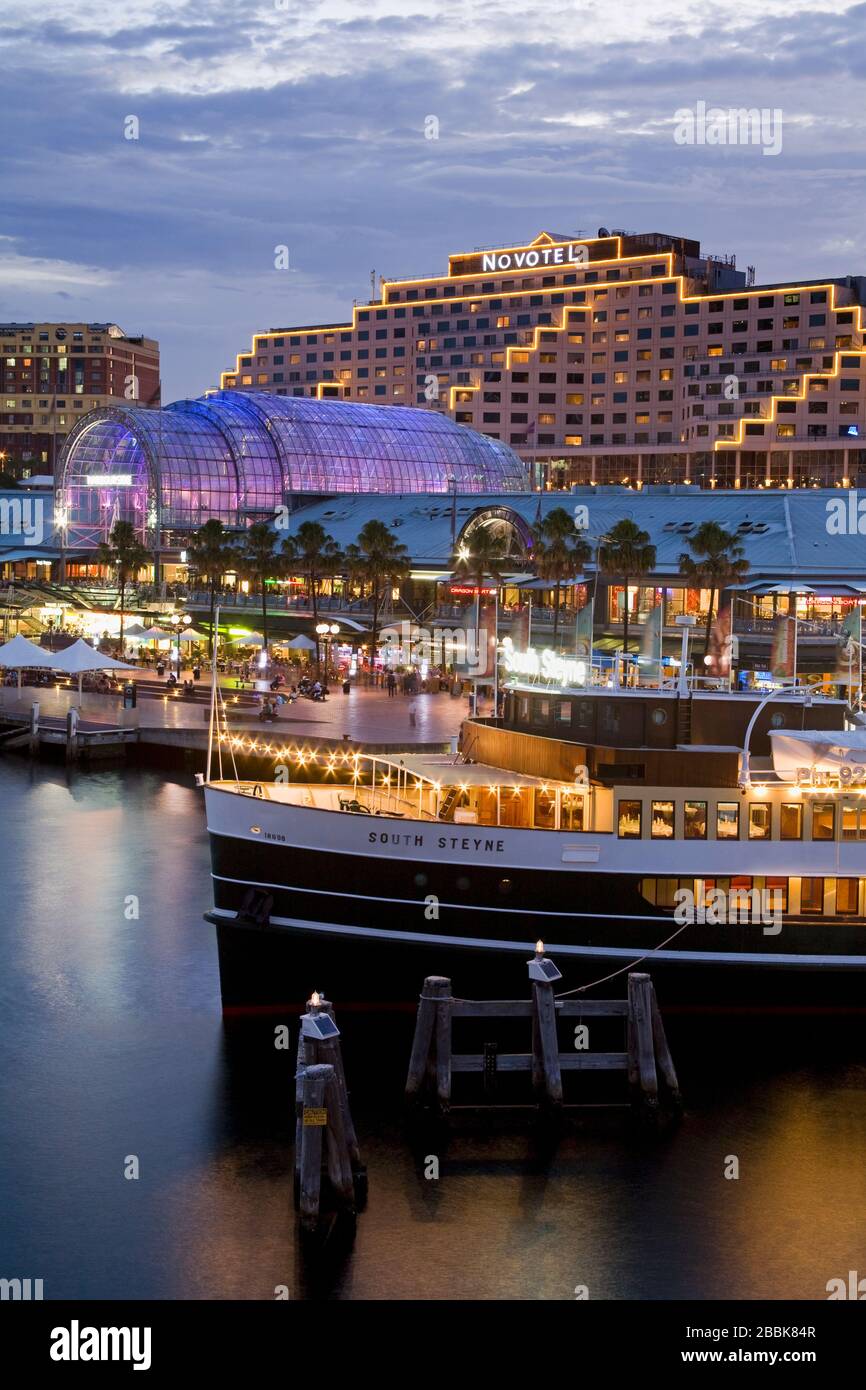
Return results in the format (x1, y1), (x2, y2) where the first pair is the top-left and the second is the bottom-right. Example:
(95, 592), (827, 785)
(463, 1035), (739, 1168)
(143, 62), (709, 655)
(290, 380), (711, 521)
(57, 389), (528, 552)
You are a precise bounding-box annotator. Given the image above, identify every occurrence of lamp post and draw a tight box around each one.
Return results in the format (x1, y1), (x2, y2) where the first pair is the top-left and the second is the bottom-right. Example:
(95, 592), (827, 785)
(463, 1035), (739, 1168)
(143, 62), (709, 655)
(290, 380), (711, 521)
(171, 612), (190, 679)
(316, 622), (339, 684)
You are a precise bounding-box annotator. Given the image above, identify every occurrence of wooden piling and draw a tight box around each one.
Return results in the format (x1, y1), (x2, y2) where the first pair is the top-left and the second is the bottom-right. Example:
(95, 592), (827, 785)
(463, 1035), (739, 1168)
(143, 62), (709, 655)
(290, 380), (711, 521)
(532, 979), (563, 1107)
(406, 976), (450, 1101)
(299, 1064), (331, 1237)
(628, 973), (659, 1114)
(650, 991), (682, 1108)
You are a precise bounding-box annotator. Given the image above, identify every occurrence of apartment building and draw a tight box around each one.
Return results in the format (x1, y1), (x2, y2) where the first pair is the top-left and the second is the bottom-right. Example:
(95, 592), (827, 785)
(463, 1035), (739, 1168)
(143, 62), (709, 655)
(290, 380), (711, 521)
(0, 323), (160, 474)
(222, 230), (866, 490)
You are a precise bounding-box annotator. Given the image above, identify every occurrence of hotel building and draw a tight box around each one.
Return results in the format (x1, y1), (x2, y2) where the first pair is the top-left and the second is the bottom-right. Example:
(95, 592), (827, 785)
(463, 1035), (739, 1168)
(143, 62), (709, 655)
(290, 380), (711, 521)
(222, 230), (866, 491)
(0, 323), (160, 475)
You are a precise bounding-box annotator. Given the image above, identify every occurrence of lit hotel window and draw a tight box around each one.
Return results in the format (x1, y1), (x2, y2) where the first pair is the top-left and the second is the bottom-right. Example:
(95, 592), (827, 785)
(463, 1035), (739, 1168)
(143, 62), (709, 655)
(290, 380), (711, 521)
(564, 435), (582, 446)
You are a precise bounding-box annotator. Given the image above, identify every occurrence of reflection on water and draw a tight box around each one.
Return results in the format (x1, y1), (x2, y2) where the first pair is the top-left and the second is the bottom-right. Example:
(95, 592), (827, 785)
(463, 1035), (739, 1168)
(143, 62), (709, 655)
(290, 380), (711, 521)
(1, 760), (865, 1300)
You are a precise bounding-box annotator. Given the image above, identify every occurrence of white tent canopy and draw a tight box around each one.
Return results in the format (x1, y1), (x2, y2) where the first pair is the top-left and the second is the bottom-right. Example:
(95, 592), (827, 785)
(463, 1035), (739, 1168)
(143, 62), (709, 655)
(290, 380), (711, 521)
(230, 632), (264, 646)
(0, 634), (57, 669)
(141, 626), (174, 640)
(285, 634), (316, 651)
(51, 640), (135, 674)
(178, 627), (208, 642)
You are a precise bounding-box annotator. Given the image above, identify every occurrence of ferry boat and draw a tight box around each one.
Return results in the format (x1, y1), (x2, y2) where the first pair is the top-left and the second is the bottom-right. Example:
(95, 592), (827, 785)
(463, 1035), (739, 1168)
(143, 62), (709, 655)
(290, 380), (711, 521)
(202, 664), (866, 1013)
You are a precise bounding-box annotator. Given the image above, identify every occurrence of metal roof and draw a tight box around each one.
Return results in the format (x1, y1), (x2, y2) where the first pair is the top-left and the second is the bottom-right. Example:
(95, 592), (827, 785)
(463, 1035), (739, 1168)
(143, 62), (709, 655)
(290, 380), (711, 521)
(284, 487), (866, 583)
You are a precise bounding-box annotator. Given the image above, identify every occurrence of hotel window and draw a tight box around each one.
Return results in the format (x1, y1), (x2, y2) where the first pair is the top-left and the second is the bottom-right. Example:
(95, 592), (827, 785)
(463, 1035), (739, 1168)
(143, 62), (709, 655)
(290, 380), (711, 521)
(716, 803), (739, 839)
(684, 801), (707, 839)
(835, 879), (859, 914)
(800, 878), (824, 914)
(618, 800), (642, 839)
(781, 803), (803, 839)
(496, 316), (510, 328)
(564, 435), (583, 446)
(812, 802), (835, 840)
(651, 800), (675, 839)
(748, 804), (771, 840)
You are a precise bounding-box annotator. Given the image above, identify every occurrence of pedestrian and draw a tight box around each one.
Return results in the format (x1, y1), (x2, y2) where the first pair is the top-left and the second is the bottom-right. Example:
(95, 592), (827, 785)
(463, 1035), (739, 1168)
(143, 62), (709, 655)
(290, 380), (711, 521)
(386, 670), (397, 697)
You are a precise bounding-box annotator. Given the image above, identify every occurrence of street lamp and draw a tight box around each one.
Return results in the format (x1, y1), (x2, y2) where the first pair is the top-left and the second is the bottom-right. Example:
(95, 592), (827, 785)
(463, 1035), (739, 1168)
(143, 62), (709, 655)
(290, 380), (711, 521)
(316, 621), (340, 682)
(171, 612), (190, 677)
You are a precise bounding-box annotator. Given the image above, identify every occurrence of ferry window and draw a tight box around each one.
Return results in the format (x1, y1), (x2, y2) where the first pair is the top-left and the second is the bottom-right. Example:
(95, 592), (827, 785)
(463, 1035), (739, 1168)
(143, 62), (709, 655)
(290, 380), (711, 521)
(729, 876), (754, 917)
(533, 698), (551, 725)
(684, 800), (707, 839)
(835, 878), (859, 915)
(780, 803), (803, 839)
(640, 877), (657, 905)
(766, 876), (788, 913)
(716, 802), (740, 839)
(651, 800), (675, 838)
(555, 700), (572, 724)
(618, 800), (642, 838)
(561, 794), (584, 831)
(518, 697), (530, 720)
(748, 803), (771, 840)
(533, 789), (557, 830)
(655, 877), (693, 909)
(811, 802), (835, 840)
(800, 877), (824, 914)
(841, 804), (866, 839)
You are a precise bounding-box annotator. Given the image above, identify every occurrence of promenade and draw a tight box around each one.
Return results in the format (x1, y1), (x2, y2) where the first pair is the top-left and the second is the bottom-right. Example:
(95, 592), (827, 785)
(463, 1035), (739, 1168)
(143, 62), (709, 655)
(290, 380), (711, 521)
(0, 672), (478, 751)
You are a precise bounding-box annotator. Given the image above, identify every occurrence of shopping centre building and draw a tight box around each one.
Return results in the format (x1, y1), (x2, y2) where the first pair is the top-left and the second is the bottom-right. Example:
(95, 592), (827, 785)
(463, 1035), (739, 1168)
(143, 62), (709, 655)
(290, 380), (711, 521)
(222, 229), (866, 491)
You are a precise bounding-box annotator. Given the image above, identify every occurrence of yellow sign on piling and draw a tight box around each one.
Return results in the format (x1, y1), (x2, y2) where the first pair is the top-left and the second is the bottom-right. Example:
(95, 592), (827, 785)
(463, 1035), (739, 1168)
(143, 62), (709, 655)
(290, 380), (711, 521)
(303, 1107), (327, 1127)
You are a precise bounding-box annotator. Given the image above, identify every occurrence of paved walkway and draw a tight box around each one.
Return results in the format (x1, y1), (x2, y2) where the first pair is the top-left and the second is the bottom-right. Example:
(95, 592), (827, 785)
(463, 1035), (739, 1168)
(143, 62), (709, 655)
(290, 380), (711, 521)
(0, 680), (480, 746)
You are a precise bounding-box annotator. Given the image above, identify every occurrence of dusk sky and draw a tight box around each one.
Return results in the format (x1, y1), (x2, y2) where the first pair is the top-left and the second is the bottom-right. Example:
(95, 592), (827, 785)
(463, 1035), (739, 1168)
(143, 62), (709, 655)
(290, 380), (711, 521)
(2, 0), (863, 401)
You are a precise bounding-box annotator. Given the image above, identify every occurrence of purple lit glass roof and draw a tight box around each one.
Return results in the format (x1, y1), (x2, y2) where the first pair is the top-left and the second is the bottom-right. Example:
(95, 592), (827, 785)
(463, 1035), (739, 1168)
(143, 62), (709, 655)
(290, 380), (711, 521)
(59, 390), (528, 531)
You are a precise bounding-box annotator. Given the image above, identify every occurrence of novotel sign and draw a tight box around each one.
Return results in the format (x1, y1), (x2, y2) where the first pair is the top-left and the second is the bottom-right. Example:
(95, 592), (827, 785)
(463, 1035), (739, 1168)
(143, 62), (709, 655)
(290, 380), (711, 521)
(501, 637), (587, 687)
(480, 243), (590, 274)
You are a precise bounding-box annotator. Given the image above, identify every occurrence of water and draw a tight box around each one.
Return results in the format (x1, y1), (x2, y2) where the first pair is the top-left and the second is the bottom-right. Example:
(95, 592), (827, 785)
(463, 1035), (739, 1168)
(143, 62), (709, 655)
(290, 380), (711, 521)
(1, 759), (865, 1301)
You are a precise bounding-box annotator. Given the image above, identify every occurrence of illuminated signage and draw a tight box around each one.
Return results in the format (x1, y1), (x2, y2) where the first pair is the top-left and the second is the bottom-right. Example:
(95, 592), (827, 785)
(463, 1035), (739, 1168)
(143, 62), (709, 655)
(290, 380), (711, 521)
(480, 243), (589, 273)
(500, 636), (586, 687)
(86, 474), (133, 487)
(449, 584), (496, 596)
(796, 764), (866, 788)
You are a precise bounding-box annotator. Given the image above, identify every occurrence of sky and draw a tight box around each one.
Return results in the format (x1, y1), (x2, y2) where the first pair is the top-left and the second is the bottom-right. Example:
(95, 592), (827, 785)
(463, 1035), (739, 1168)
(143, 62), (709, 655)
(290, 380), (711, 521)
(1, 0), (864, 401)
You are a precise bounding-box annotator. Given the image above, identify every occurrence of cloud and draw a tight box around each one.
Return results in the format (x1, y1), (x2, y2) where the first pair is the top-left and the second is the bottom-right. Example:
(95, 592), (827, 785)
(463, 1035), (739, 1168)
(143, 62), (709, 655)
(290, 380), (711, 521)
(0, 0), (863, 399)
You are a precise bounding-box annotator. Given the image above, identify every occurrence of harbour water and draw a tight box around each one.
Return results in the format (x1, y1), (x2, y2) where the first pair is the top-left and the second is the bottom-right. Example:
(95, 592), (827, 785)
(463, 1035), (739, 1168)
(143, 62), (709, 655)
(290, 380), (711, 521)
(2, 759), (865, 1301)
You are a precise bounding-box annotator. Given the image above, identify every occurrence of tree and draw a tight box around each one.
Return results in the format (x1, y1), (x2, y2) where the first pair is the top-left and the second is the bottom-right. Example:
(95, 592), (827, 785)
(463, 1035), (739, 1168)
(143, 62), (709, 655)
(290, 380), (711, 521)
(187, 519), (234, 659)
(600, 518), (656, 656)
(679, 521), (750, 655)
(282, 521), (342, 677)
(96, 519), (150, 652)
(532, 507), (591, 648)
(234, 521), (286, 661)
(453, 526), (509, 676)
(345, 520), (410, 670)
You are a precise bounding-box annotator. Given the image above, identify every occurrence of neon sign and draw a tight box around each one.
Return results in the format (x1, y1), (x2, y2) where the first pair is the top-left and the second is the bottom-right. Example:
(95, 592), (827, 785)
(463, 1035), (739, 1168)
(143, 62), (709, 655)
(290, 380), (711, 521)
(500, 637), (586, 687)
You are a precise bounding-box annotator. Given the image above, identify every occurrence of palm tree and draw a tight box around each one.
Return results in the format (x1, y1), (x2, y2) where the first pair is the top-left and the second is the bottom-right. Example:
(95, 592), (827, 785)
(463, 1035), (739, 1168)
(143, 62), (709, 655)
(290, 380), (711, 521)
(453, 526), (509, 675)
(679, 521), (750, 655)
(532, 507), (591, 648)
(344, 520), (410, 670)
(96, 519), (150, 653)
(187, 519), (234, 658)
(600, 518), (657, 656)
(282, 521), (342, 677)
(234, 521), (285, 661)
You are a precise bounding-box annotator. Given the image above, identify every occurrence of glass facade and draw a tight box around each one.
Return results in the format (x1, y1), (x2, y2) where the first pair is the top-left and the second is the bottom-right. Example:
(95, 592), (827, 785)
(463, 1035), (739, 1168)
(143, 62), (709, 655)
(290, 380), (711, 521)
(58, 390), (528, 546)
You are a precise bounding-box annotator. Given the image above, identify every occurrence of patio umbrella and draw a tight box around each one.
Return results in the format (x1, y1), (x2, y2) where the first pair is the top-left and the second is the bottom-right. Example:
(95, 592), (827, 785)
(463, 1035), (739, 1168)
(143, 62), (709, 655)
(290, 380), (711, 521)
(52, 640), (135, 701)
(0, 633), (58, 694)
(229, 632), (264, 646)
(141, 626), (174, 640)
(178, 627), (208, 642)
(285, 634), (317, 650)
